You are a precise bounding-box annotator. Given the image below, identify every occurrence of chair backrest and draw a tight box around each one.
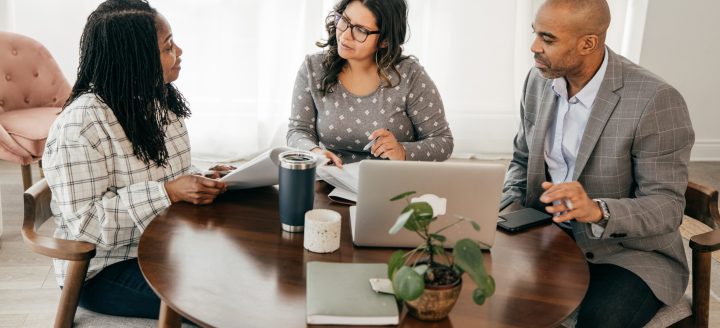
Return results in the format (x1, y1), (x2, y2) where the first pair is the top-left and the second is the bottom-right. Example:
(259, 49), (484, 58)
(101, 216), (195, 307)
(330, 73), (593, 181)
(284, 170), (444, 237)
(0, 31), (71, 113)
(23, 178), (53, 233)
(684, 181), (720, 230)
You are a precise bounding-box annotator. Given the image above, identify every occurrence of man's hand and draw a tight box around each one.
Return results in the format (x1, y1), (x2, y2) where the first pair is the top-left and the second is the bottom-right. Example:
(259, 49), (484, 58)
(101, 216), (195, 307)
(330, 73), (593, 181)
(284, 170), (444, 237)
(164, 175), (227, 205)
(369, 129), (406, 161)
(540, 181), (602, 223)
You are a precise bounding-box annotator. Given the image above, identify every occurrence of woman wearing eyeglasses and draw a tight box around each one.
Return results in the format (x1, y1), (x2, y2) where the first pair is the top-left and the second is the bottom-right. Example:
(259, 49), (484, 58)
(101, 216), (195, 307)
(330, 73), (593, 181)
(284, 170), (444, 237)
(287, 0), (453, 167)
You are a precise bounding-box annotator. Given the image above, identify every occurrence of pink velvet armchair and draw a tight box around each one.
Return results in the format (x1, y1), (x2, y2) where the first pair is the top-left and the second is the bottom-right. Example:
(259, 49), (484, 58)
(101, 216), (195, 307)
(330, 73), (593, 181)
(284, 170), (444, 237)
(0, 31), (71, 191)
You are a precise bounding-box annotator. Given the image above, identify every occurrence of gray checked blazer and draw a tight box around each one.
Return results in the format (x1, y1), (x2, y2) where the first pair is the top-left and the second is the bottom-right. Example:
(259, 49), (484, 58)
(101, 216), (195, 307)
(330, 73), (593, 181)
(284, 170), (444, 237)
(503, 47), (694, 306)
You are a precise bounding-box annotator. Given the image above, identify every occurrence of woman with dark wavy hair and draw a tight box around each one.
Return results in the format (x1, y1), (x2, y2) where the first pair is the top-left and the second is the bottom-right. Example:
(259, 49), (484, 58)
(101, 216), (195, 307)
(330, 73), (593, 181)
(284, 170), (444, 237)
(43, 0), (224, 319)
(287, 0), (453, 167)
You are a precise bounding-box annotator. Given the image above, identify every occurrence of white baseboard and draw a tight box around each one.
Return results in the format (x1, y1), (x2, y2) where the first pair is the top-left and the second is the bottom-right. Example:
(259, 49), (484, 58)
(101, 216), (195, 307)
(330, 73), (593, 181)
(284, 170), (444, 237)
(691, 139), (720, 161)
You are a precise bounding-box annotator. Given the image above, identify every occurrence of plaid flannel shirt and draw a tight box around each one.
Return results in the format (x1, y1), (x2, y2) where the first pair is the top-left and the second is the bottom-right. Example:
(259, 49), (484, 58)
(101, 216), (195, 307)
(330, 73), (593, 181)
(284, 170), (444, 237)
(43, 93), (194, 286)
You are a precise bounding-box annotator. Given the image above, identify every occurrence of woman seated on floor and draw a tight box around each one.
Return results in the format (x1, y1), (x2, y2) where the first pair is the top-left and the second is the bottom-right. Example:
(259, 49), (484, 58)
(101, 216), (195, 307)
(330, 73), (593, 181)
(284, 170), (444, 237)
(287, 0), (454, 167)
(42, 0), (225, 319)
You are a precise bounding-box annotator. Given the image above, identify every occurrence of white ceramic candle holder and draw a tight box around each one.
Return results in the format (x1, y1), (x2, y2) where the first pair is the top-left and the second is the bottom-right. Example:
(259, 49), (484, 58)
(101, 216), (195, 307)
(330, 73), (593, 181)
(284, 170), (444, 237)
(303, 209), (341, 253)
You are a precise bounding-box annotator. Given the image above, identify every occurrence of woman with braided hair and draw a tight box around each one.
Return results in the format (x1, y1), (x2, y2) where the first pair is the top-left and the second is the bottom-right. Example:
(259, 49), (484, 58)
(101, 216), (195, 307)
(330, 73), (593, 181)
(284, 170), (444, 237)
(42, 0), (224, 319)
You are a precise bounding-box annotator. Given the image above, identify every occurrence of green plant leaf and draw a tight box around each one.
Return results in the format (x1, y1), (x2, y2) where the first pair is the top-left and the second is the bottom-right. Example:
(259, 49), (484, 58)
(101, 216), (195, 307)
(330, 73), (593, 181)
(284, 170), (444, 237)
(453, 263), (465, 276)
(413, 264), (429, 276)
(389, 209), (414, 234)
(432, 244), (446, 256)
(404, 202), (434, 231)
(390, 191), (416, 201)
(472, 288), (486, 305)
(453, 238), (488, 289)
(484, 275), (496, 297)
(388, 250), (406, 280)
(455, 215), (480, 231)
(393, 266), (425, 301)
(429, 233), (446, 242)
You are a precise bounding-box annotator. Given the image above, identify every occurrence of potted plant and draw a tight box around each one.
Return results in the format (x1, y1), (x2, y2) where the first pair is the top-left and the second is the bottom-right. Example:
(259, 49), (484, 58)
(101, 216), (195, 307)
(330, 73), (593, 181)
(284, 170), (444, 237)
(386, 191), (495, 321)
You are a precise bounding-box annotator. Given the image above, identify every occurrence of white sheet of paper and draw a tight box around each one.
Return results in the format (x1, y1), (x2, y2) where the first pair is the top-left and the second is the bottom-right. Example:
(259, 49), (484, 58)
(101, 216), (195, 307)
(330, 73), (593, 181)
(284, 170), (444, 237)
(317, 162), (360, 193)
(329, 187), (357, 203)
(220, 147), (329, 190)
(369, 278), (394, 295)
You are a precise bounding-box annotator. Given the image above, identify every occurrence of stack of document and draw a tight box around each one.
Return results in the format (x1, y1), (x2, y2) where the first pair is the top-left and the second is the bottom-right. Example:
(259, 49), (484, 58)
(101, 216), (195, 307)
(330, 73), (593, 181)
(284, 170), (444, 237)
(220, 147), (329, 190)
(316, 162), (360, 204)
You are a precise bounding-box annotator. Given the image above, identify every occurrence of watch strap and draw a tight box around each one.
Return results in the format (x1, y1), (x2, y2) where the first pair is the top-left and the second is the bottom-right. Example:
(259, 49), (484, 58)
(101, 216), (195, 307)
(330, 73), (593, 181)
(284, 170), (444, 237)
(593, 199), (610, 225)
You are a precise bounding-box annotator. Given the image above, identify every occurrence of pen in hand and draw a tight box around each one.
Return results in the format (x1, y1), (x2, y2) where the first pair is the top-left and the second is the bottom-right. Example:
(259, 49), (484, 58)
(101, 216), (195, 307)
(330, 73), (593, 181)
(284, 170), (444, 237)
(363, 136), (381, 151)
(363, 128), (389, 151)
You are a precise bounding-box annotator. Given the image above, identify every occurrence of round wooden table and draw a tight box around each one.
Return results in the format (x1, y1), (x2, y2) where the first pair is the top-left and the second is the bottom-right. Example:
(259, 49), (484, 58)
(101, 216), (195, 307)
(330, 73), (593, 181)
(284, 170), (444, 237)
(138, 182), (589, 328)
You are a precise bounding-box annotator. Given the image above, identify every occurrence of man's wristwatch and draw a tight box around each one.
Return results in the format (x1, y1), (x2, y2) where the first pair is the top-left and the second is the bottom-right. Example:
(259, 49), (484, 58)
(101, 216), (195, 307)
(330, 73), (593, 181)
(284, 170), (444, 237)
(593, 199), (610, 226)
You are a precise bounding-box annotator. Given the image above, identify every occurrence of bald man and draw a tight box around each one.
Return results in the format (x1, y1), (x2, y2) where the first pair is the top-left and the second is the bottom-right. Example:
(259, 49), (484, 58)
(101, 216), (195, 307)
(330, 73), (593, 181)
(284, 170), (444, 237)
(503, 0), (694, 326)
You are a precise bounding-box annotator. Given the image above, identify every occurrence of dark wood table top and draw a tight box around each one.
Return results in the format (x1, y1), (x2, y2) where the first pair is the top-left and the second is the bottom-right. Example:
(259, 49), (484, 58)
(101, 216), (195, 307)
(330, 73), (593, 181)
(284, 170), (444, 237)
(138, 182), (590, 328)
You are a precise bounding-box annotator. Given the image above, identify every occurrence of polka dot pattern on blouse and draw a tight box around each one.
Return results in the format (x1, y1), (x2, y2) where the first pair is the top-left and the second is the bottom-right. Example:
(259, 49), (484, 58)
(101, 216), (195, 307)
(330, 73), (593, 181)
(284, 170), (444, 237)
(287, 52), (454, 164)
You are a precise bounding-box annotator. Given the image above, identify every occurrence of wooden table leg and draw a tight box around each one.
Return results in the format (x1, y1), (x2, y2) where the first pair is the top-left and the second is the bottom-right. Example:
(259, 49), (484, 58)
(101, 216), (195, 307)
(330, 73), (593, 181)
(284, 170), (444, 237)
(159, 301), (182, 328)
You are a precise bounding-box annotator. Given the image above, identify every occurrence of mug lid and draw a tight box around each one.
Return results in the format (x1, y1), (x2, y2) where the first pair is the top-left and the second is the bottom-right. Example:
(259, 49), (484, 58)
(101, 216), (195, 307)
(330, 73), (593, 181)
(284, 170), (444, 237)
(279, 150), (317, 169)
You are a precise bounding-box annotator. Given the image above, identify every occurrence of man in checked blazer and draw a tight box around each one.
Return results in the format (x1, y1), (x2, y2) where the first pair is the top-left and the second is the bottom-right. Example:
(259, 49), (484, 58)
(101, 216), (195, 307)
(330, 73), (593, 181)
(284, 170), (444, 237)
(503, 0), (694, 327)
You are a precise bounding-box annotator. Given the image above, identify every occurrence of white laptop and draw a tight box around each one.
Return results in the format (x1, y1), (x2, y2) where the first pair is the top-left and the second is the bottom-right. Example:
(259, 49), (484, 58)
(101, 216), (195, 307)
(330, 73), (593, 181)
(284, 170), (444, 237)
(349, 161), (505, 249)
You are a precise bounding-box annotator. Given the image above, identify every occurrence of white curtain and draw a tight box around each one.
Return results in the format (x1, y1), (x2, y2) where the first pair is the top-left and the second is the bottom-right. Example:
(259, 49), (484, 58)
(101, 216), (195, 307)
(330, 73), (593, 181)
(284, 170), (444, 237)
(0, 0), (648, 162)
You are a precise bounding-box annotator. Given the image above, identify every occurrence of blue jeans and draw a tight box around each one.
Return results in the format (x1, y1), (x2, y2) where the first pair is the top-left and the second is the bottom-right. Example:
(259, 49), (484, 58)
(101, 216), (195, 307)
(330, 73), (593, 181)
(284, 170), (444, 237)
(73, 258), (192, 323)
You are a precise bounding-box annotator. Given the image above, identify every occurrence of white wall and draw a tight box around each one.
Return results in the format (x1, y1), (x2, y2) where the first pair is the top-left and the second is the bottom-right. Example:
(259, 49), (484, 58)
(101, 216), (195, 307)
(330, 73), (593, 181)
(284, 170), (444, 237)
(0, 0), (100, 84)
(639, 0), (720, 161)
(0, 0), (9, 31)
(2, 1), (718, 160)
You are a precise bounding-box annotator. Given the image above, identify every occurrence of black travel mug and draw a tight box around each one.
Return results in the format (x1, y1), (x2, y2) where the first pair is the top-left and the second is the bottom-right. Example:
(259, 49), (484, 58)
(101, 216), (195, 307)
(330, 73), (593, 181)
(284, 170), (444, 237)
(278, 150), (317, 232)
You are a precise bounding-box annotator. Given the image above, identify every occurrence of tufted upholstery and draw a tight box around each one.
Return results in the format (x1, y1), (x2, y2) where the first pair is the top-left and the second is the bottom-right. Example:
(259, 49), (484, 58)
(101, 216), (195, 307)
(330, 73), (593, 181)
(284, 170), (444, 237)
(0, 31), (70, 165)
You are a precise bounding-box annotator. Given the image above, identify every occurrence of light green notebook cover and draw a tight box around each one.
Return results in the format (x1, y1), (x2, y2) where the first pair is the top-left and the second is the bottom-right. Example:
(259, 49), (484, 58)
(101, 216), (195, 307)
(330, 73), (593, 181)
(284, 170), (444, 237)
(306, 262), (399, 325)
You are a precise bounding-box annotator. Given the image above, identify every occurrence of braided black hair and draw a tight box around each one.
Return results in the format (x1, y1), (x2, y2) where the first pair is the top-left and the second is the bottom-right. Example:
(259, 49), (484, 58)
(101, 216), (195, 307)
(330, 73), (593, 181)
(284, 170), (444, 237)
(64, 0), (191, 167)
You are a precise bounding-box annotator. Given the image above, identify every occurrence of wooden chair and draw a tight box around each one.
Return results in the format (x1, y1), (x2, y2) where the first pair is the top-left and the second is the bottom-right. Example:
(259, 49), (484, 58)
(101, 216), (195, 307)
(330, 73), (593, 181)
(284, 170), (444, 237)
(561, 180), (720, 328)
(22, 178), (95, 328)
(21, 179), (199, 328)
(671, 180), (720, 328)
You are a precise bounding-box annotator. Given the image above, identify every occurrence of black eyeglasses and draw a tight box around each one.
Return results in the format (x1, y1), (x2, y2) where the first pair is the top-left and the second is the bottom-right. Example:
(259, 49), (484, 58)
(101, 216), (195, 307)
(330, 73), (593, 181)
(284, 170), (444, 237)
(334, 14), (380, 43)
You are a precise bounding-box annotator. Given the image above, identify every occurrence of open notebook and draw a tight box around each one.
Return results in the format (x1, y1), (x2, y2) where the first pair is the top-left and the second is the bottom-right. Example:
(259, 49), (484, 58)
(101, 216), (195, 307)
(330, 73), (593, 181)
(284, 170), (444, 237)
(317, 162), (360, 204)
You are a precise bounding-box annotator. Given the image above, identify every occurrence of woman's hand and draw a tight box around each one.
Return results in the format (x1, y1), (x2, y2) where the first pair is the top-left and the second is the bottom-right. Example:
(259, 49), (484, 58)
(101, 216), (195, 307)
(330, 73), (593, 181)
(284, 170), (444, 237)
(164, 175), (227, 205)
(369, 129), (406, 161)
(310, 148), (343, 169)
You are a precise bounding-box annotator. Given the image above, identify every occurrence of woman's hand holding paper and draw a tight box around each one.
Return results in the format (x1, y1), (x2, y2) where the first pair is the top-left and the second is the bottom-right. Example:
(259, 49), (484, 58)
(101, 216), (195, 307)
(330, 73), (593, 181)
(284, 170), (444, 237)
(311, 148), (343, 169)
(165, 175), (227, 205)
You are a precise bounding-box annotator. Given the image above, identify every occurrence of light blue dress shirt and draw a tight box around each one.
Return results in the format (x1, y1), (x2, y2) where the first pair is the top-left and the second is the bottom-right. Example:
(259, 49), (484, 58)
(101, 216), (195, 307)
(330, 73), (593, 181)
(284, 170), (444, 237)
(544, 47), (609, 236)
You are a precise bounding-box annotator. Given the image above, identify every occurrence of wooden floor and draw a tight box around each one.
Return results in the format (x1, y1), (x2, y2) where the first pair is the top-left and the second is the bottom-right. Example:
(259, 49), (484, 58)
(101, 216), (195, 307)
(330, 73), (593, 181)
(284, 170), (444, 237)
(0, 161), (58, 327)
(1, 159), (719, 327)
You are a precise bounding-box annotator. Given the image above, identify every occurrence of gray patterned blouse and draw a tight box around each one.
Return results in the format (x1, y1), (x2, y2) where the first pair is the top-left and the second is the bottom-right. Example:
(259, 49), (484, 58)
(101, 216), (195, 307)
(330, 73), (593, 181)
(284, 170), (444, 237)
(287, 52), (454, 164)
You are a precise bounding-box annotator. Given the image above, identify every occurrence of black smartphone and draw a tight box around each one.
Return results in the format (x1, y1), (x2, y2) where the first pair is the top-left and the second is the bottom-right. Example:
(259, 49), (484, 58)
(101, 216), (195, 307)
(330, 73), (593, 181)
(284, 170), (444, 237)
(497, 208), (552, 232)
